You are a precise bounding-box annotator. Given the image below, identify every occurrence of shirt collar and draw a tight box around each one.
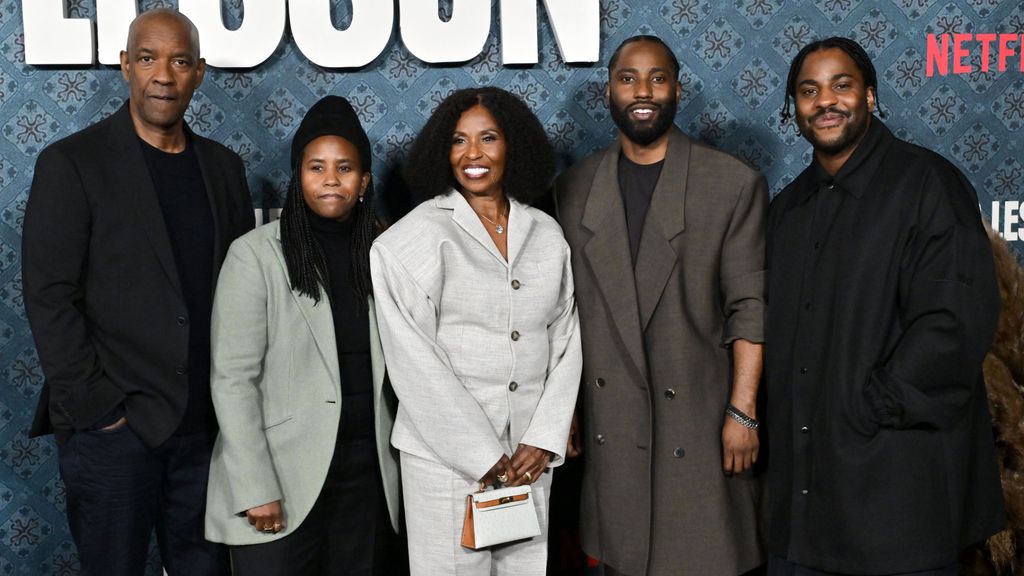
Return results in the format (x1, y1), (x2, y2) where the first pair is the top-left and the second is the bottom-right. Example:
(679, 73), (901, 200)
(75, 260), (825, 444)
(795, 118), (894, 204)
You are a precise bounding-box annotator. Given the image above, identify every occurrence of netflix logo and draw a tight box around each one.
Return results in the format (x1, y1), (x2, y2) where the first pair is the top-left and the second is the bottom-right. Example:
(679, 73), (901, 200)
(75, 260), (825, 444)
(926, 34), (1024, 77)
(990, 202), (1023, 243)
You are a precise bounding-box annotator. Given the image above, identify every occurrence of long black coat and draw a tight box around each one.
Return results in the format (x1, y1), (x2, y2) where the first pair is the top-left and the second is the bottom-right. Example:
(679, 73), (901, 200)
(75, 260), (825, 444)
(766, 120), (1005, 574)
(556, 128), (767, 576)
(23, 104), (254, 448)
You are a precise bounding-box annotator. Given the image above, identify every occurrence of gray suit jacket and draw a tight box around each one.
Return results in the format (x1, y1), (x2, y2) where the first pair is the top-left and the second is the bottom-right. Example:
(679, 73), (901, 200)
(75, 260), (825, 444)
(554, 127), (768, 575)
(205, 220), (400, 545)
(370, 191), (582, 481)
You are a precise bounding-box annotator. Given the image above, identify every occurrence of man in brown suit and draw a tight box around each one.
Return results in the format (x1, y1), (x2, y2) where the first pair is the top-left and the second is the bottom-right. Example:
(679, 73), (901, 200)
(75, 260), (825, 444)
(553, 36), (768, 575)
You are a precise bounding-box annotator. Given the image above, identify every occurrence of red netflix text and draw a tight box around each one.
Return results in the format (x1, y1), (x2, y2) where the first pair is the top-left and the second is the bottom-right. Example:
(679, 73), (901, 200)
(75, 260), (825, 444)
(926, 33), (1024, 77)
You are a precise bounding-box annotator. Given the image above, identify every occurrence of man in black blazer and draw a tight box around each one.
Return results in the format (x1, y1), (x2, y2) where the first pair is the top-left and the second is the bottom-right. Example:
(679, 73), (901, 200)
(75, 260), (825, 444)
(22, 9), (253, 576)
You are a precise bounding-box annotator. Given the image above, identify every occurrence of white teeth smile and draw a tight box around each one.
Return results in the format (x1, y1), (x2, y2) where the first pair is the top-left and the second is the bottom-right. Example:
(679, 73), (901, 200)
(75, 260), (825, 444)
(632, 108), (654, 119)
(464, 167), (489, 177)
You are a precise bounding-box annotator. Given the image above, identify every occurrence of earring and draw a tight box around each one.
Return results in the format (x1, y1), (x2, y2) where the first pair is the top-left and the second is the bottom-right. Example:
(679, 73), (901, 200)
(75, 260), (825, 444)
(359, 196), (364, 203)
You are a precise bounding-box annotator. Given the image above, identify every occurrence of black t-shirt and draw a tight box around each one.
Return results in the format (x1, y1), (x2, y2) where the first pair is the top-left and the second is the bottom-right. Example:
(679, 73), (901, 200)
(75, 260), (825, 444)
(139, 136), (215, 436)
(617, 154), (664, 266)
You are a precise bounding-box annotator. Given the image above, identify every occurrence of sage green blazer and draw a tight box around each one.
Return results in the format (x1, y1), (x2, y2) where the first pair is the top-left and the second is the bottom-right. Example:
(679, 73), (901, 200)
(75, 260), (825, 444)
(205, 220), (400, 545)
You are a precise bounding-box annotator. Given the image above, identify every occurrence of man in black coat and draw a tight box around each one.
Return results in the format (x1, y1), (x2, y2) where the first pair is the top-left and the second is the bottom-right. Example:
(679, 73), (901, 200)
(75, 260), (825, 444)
(22, 9), (253, 575)
(766, 37), (1004, 575)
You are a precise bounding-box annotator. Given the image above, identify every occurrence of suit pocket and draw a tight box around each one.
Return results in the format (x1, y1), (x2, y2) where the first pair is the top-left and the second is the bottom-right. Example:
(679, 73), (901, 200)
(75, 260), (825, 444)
(260, 349), (296, 428)
(263, 415), (293, 431)
(86, 421), (131, 436)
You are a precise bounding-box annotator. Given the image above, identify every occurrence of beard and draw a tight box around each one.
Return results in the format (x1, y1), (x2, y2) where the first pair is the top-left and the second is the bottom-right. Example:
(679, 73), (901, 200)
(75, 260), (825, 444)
(798, 106), (870, 155)
(610, 96), (678, 146)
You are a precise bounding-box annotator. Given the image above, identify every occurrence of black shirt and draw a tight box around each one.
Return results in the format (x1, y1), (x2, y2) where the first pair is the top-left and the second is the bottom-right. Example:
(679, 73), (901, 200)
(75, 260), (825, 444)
(308, 210), (374, 441)
(766, 120), (1004, 573)
(139, 136), (215, 436)
(617, 155), (663, 265)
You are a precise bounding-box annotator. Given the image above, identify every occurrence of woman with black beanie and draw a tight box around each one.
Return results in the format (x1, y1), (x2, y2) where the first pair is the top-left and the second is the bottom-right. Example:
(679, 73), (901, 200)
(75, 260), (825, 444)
(204, 96), (401, 575)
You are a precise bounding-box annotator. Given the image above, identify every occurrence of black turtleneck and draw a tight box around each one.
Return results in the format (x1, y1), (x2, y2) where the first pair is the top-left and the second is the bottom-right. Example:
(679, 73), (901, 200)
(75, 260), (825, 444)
(307, 209), (374, 441)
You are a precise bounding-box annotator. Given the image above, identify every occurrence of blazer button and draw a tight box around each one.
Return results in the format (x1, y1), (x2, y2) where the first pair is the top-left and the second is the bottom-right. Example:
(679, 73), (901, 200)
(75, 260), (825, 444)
(673, 447), (685, 458)
(511, 331), (520, 341)
(595, 377), (605, 388)
(175, 365), (186, 375)
(509, 381), (518, 391)
(511, 279), (521, 290)
(801, 426), (809, 434)
(176, 315), (187, 327)
(800, 367), (808, 374)
(664, 388), (675, 399)
(595, 434), (606, 445)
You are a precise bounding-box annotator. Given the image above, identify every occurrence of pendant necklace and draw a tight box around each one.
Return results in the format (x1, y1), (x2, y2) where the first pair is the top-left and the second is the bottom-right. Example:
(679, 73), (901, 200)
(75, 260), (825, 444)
(477, 202), (508, 234)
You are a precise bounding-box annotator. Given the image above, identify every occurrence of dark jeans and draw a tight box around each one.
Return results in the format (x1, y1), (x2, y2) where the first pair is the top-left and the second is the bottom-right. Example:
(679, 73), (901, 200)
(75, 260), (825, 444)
(57, 424), (228, 576)
(229, 436), (398, 576)
(767, 556), (956, 576)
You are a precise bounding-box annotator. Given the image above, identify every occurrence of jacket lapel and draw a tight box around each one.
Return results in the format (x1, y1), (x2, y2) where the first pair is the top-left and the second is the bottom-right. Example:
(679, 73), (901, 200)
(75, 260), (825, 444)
(506, 199), (534, 269)
(270, 226), (341, 387)
(191, 131), (226, 284)
(634, 128), (689, 331)
(581, 144), (648, 382)
(107, 104), (183, 300)
(439, 191), (508, 266)
(368, 297), (385, 401)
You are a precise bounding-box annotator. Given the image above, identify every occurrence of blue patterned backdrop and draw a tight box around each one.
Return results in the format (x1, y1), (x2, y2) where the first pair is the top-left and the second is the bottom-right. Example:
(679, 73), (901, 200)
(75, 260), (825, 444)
(0, 0), (1022, 573)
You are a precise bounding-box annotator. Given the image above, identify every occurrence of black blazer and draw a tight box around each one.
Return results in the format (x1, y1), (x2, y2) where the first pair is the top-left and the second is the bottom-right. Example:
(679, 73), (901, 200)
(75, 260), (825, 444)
(22, 104), (254, 449)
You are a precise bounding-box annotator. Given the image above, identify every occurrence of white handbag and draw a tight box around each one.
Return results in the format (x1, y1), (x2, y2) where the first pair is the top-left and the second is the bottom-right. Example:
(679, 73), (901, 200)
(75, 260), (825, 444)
(461, 485), (541, 549)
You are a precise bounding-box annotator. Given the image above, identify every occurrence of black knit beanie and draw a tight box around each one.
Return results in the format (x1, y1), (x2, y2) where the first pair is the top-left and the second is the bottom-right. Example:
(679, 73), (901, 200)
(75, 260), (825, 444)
(290, 96), (372, 172)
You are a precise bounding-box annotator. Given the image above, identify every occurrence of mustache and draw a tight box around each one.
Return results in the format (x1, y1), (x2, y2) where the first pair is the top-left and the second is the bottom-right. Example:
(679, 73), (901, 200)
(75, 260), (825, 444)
(811, 107), (850, 121)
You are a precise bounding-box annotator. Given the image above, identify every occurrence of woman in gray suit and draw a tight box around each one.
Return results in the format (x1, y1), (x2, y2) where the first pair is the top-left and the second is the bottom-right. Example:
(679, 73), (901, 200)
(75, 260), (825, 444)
(205, 96), (401, 575)
(370, 87), (582, 575)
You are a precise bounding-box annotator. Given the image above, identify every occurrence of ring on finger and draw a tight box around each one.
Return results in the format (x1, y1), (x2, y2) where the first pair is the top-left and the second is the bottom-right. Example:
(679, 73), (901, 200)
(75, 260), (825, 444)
(524, 471), (533, 482)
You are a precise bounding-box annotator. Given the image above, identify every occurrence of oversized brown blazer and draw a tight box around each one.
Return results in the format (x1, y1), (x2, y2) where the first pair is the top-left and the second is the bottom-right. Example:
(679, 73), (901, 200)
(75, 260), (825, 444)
(553, 127), (768, 576)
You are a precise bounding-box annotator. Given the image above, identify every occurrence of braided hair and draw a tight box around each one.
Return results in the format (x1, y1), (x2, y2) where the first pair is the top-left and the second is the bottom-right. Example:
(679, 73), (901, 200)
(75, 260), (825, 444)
(780, 36), (885, 123)
(279, 164), (377, 308)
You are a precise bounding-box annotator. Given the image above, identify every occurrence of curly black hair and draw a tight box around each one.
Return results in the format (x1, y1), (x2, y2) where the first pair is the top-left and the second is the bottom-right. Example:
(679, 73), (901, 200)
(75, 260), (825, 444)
(780, 36), (885, 123)
(404, 87), (555, 205)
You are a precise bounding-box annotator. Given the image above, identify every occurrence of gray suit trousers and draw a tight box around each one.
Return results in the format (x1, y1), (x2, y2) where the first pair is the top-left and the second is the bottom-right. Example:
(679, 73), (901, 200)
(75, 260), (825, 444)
(400, 447), (553, 575)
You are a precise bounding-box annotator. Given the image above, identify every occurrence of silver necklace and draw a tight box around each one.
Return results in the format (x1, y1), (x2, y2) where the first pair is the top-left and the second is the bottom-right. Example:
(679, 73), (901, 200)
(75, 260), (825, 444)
(476, 203), (508, 234)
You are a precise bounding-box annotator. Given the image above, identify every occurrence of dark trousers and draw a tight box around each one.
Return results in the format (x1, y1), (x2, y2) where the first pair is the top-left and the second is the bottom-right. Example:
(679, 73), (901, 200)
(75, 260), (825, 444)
(605, 562), (766, 576)
(767, 556), (957, 576)
(57, 424), (228, 576)
(230, 436), (397, 576)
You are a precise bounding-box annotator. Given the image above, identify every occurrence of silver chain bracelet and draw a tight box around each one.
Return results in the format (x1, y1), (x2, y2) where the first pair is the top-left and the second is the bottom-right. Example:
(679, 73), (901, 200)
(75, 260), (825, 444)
(725, 404), (759, 429)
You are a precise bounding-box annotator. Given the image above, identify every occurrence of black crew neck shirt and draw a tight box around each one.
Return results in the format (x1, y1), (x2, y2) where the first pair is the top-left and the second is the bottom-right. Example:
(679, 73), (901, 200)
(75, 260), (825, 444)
(618, 154), (664, 266)
(139, 136), (215, 436)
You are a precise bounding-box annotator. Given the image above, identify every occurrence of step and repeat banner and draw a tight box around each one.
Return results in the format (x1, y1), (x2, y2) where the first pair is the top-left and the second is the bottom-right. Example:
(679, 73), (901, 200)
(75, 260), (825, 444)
(0, 0), (1021, 573)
